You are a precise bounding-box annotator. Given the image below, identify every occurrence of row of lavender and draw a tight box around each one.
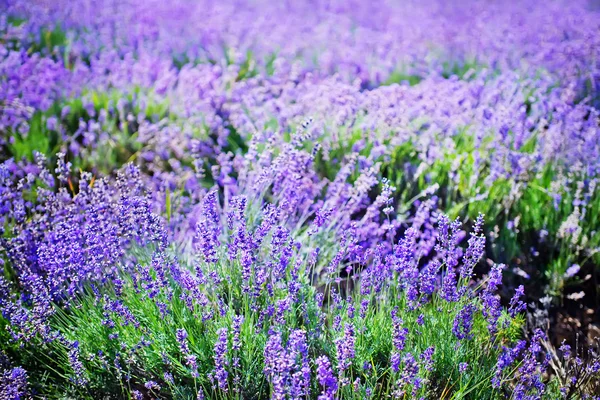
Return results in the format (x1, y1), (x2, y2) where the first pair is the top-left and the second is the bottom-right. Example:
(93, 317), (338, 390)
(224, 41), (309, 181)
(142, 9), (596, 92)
(1, 0), (600, 398)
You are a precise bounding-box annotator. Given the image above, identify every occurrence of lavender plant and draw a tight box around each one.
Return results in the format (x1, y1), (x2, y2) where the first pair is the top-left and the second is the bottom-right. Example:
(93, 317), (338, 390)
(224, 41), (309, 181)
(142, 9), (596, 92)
(1, 0), (600, 398)
(0, 165), (533, 398)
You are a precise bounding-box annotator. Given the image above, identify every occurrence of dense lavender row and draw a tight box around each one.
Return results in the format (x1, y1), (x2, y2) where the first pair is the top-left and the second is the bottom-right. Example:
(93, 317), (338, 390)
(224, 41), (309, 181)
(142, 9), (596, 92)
(4, 0), (600, 89)
(1, 0), (600, 399)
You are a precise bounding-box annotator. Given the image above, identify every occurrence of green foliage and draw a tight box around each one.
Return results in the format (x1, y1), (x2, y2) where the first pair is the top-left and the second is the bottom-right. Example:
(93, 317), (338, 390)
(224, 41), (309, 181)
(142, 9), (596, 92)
(382, 71), (422, 86)
(8, 112), (52, 161)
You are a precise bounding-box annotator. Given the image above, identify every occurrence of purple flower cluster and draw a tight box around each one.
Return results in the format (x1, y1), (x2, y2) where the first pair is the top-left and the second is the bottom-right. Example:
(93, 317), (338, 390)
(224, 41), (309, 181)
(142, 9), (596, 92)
(481, 263), (505, 334)
(67, 340), (89, 387)
(0, 366), (29, 400)
(452, 303), (476, 340)
(210, 328), (229, 392)
(195, 190), (221, 264)
(335, 323), (356, 384)
(513, 329), (548, 399)
(1, 0), (598, 398)
(176, 328), (198, 378)
(0, 161), (165, 343)
(316, 355), (338, 400)
(263, 329), (310, 399)
(552, 339), (600, 397)
(5, 0), (600, 92)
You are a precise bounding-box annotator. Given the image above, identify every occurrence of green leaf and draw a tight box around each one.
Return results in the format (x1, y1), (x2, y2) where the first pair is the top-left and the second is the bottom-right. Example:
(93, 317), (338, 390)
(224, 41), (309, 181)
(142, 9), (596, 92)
(9, 112), (49, 160)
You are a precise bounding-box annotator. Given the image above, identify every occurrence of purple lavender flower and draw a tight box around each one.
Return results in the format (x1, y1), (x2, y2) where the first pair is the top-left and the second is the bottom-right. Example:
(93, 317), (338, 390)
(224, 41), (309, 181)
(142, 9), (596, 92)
(1, 366), (29, 400)
(145, 380), (161, 391)
(559, 341), (571, 359)
(176, 328), (198, 377)
(460, 214), (485, 282)
(232, 315), (244, 352)
(288, 330), (310, 399)
(176, 329), (190, 354)
(335, 324), (356, 380)
(452, 303), (476, 340)
(363, 361), (372, 372)
(392, 311), (408, 352)
(481, 264), (505, 334)
(211, 328), (229, 392)
(263, 331), (286, 398)
(316, 355), (337, 400)
(393, 227), (419, 301)
(391, 352), (402, 372)
(441, 266), (460, 303)
(67, 340), (89, 386)
(359, 298), (370, 319)
(396, 353), (420, 395)
(512, 330), (547, 399)
(509, 285), (526, 317)
(493, 340), (527, 388)
(421, 347), (435, 372)
(419, 260), (440, 297)
(437, 216), (463, 302)
(54, 152), (71, 184)
(564, 264), (580, 278)
(195, 191), (221, 264)
(264, 329), (310, 399)
(346, 298), (355, 319)
(163, 372), (174, 385)
(132, 390), (144, 400)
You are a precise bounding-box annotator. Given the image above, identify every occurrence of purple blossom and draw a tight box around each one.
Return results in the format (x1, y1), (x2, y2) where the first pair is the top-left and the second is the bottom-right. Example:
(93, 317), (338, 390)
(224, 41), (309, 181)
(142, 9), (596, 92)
(391, 352), (402, 373)
(132, 390), (143, 400)
(419, 260), (440, 298)
(564, 264), (580, 278)
(460, 214), (485, 283)
(195, 191), (221, 264)
(232, 315), (244, 351)
(176, 328), (198, 377)
(1, 367), (29, 400)
(359, 298), (369, 319)
(316, 355), (337, 400)
(263, 329), (310, 399)
(481, 264), (505, 334)
(211, 328), (229, 392)
(559, 341), (571, 359)
(396, 353), (420, 395)
(263, 331), (286, 398)
(335, 324), (356, 380)
(392, 310), (408, 353)
(512, 329), (547, 399)
(452, 303), (476, 340)
(176, 329), (190, 354)
(509, 285), (527, 317)
(437, 215), (463, 303)
(67, 340), (89, 386)
(493, 340), (527, 388)
(421, 347), (435, 372)
(145, 380), (161, 391)
(163, 372), (174, 385)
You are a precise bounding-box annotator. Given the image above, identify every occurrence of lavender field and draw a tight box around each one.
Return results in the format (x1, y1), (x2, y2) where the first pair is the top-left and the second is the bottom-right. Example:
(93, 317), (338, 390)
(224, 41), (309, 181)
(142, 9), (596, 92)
(1, 0), (600, 398)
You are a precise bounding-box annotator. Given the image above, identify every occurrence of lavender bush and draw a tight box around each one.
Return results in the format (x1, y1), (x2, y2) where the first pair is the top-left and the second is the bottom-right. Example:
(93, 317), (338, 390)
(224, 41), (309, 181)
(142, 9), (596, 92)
(1, 0), (600, 398)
